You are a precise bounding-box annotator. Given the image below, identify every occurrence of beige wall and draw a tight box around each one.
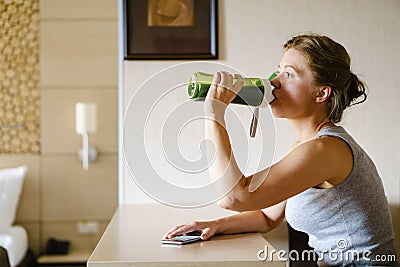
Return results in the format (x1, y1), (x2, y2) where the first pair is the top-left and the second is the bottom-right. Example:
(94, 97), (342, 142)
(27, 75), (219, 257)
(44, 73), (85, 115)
(121, 0), (399, 253)
(1, 0), (118, 255)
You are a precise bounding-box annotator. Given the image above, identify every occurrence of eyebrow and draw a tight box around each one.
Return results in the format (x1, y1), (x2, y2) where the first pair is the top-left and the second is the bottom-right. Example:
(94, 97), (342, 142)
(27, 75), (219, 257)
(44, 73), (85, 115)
(278, 64), (301, 72)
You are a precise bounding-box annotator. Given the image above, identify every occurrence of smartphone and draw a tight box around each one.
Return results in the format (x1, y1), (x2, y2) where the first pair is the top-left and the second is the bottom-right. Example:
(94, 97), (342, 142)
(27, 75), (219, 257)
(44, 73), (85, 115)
(160, 235), (202, 245)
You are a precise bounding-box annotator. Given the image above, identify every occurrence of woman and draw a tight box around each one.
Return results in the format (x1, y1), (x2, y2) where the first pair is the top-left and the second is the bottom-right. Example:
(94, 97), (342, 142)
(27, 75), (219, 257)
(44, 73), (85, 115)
(164, 34), (398, 266)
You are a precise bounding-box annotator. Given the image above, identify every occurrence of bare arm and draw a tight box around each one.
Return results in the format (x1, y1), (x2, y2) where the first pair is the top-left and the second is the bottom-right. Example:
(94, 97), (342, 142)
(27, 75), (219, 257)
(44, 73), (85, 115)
(216, 201), (287, 235)
(217, 135), (352, 211)
(164, 201), (286, 240)
(203, 71), (246, 198)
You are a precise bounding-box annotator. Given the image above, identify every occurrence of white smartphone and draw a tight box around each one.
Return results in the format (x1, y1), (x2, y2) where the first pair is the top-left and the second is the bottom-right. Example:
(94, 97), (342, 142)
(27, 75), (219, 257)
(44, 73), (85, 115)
(160, 235), (202, 245)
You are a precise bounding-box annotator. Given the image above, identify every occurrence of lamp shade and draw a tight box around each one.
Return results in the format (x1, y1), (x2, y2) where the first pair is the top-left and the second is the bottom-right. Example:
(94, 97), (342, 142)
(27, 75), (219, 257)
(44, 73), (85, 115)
(75, 102), (97, 134)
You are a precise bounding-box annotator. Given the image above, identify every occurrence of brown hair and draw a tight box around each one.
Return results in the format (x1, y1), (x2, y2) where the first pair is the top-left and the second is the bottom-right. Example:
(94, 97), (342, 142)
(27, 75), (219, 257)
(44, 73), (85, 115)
(283, 34), (367, 123)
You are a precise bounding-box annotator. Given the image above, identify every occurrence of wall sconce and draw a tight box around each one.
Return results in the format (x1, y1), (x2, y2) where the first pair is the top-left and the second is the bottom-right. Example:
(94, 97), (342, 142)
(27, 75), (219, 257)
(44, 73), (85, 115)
(75, 102), (98, 170)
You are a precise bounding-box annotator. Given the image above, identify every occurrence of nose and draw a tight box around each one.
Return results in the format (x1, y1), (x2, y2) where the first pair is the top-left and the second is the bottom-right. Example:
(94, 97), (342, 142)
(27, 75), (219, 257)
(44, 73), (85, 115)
(270, 74), (280, 89)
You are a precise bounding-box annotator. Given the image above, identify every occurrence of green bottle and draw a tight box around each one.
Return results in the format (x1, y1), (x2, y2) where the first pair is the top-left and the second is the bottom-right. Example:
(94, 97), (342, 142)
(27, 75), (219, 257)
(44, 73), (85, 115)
(188, 71), (276, 106)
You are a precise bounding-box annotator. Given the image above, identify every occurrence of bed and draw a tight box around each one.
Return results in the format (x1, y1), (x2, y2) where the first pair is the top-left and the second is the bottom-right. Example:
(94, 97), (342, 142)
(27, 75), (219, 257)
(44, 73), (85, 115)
(0, 166), (36, 267)
(0, 225), (33, 267)
(0, 245), (36, 267)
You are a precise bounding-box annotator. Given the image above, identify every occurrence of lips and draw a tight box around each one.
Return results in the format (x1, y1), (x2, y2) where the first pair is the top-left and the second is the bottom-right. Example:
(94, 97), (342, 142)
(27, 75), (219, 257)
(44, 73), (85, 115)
(269, 90), (277, 105)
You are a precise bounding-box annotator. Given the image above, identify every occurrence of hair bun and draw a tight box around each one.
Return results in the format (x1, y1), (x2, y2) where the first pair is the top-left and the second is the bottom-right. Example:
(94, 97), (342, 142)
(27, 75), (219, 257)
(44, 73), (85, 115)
(348, 73), (367, 106)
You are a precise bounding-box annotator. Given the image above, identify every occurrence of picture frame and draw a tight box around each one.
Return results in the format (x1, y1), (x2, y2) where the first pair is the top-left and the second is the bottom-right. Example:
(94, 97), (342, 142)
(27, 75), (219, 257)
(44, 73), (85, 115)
(124, 0), (218, 60)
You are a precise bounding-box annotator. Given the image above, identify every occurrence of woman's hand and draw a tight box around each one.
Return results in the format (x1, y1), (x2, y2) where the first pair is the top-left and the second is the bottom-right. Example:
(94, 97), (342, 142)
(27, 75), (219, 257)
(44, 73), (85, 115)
(163, 220), (219, 241)
(204, 71), (244, 115)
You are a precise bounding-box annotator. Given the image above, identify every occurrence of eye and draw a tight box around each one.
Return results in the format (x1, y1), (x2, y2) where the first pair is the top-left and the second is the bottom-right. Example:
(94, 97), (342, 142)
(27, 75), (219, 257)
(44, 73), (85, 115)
(285, 72), (293, 78)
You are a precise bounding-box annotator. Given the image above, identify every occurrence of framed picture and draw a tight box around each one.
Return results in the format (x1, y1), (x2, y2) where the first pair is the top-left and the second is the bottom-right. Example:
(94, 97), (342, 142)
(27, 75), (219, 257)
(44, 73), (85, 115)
(124, 0), (218, 60)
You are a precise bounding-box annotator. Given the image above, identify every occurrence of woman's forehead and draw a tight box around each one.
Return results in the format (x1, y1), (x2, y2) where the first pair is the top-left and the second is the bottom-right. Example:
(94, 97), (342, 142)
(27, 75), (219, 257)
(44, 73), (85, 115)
(280, 49), (308, 72)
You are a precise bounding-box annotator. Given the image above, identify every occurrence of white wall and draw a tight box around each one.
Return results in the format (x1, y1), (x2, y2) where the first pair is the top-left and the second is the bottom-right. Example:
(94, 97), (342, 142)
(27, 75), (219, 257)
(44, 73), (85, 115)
(120, 0), (399, 249)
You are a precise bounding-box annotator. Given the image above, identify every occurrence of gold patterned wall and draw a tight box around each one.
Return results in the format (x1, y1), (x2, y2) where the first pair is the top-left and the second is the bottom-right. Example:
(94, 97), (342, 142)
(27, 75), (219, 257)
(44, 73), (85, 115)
(0, 0), (40, 153)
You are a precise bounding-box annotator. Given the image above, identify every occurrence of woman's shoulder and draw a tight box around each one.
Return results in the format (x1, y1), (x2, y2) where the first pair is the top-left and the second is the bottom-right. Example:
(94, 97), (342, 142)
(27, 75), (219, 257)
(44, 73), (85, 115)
(294, 134), (353, 186)
(306, 133), (353, 167)
(298, 131), (350, 154)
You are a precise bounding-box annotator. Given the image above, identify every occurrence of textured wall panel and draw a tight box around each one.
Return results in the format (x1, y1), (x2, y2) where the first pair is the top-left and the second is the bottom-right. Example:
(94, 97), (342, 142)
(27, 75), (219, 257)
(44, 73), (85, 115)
(0, 0), (40, 153)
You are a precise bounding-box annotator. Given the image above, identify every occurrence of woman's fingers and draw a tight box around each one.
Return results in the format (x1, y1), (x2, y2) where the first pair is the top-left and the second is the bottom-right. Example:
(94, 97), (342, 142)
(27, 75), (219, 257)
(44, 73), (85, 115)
(220, 72), (243, 95)
(219, 71), (234, 97)
(207, 71), (243, 106)
(163, 224), (184, 239)
(165, 222), (198, 239)
(220, 71), (233, 90)
(200, 227), (213, 240)
(163, 221), (216, 240)
(210, 72), (222, 97)
(233, 73), (244, 93)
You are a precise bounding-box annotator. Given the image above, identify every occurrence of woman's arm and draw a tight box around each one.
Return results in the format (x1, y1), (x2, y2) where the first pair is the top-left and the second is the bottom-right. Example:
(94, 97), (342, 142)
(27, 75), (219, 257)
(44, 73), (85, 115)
(205, 72), (353, 212)
(164, 201), (286, 240)
(204, 71), (247, 199)
(217, 201), (287, 235)
(218, 135), (352, 211)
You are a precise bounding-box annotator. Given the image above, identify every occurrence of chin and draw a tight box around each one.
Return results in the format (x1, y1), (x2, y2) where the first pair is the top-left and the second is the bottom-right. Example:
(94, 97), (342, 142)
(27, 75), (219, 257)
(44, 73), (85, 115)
(270, 107), (284, 119)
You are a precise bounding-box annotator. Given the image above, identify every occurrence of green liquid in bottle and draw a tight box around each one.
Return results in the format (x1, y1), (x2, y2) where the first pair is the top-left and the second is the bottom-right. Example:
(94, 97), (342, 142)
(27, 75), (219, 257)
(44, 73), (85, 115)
(188, 72), (266, 107)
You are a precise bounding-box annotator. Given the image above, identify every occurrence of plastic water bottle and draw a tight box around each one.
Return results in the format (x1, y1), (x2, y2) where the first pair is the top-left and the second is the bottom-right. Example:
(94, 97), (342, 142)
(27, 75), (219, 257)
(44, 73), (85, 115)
(187, 71), (277, 137)
(187, 71), (276, 107)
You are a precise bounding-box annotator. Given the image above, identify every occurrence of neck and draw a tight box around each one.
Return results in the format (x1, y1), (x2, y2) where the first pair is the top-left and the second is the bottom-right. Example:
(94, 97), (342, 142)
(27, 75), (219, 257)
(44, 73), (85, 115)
(289, 116), (333, 143)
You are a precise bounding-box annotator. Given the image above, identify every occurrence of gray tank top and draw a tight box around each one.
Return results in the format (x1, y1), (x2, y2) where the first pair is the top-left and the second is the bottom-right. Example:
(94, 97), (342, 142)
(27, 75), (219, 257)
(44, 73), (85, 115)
(285, 126), (397, 266)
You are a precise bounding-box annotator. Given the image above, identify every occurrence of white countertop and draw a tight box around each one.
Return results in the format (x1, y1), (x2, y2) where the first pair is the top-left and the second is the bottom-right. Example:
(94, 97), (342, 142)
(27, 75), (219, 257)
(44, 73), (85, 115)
(88, 204), (285, 267)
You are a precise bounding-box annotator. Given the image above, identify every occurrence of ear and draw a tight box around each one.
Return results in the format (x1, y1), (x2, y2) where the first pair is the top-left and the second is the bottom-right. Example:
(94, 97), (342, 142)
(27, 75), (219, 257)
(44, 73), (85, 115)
(315, 86), (331, 103)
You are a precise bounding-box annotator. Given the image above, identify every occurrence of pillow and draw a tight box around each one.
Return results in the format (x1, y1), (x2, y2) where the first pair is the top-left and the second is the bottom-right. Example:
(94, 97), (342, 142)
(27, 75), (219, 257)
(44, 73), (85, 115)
(0, 166), (27, 231)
